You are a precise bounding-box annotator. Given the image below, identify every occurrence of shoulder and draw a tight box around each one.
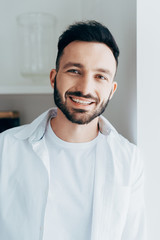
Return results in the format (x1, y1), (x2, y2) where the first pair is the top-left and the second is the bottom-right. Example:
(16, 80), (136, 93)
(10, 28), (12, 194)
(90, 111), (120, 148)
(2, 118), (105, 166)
(0, 108), (57, 144)
(112, 130), (136, 154)
(99, 115), (142, 176)
(102, 130), (143, 186)
(0, 126), (28, 160)
(106, 130), (138, 169)
(110, 131), (144, 183)
(99, 114), (136, 156)
(0, 125), (26, 143)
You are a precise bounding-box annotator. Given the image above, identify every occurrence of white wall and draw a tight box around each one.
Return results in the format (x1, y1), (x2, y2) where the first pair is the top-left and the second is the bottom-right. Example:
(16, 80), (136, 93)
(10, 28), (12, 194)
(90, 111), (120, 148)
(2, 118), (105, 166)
(0, 0), (136, 143)
(137, 0), (160, 239)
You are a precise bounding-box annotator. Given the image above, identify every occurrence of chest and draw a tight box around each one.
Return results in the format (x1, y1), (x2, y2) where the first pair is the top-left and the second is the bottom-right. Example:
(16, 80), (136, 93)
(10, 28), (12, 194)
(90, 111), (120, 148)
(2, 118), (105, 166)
(43, 145), (96, 240)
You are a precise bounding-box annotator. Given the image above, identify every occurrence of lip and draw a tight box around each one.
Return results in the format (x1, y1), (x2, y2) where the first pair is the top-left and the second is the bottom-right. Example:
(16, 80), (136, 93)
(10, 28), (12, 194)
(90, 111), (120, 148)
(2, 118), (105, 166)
(69, 96), (95, 108)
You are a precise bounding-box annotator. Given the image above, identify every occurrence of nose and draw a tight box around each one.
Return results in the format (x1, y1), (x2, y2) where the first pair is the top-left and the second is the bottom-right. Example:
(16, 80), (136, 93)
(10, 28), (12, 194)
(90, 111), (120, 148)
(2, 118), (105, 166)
(75, 74), (94, 95)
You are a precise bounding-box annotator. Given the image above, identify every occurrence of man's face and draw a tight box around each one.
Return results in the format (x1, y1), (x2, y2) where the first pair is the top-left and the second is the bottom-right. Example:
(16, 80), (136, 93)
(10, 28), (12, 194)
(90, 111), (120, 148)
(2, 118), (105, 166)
(50, 41), (117, 125)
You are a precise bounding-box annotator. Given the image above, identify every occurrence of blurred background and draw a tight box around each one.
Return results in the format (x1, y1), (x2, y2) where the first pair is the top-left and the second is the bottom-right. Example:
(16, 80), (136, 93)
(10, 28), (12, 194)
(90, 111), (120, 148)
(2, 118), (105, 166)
(0, 0), (136, 142)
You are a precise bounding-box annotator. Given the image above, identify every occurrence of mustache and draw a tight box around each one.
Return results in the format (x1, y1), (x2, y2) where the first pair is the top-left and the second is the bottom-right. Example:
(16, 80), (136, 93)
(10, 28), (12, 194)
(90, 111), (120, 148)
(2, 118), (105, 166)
(65, 91), (98, 102)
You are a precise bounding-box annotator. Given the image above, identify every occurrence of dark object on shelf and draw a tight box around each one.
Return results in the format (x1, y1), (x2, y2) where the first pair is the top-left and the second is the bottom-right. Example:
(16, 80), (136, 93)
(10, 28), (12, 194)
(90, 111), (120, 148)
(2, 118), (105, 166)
(0, 111), (20, 133)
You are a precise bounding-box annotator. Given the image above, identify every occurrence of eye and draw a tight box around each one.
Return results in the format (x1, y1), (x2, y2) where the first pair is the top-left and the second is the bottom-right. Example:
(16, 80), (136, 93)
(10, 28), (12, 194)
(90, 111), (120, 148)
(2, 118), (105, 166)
(96, 74), (108, 81)
(67, 69), (80, 74)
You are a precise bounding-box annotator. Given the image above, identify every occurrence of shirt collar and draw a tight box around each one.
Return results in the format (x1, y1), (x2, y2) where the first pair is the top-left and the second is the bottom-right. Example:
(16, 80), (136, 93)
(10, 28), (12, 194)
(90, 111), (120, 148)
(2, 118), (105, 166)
(14, 108), (117, 142)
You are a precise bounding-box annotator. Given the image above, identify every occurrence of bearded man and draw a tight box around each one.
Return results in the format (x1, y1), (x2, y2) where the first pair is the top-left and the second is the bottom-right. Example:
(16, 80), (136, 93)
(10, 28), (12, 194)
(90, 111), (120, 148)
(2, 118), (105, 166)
(0, 21), (145, 240)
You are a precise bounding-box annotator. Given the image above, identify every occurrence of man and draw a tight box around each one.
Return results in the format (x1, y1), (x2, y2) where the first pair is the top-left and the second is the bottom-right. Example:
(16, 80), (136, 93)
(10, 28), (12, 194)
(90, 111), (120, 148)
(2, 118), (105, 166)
(0, 21), (145, 239)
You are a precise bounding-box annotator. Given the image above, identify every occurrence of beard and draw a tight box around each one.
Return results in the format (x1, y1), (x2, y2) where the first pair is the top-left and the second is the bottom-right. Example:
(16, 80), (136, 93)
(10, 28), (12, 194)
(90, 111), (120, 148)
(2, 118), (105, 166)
(53, 79), (111, 125)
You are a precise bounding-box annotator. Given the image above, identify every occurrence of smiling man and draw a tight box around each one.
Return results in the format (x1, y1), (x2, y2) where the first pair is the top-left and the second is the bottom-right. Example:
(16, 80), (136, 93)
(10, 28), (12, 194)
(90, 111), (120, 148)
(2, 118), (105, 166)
(0, 21), (145, 240)
(50, 40), (117, 141)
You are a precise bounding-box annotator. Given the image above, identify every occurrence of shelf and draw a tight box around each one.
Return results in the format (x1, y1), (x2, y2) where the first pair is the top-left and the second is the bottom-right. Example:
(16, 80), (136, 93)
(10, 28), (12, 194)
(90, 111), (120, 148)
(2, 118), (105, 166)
(0, 85), (53, 95)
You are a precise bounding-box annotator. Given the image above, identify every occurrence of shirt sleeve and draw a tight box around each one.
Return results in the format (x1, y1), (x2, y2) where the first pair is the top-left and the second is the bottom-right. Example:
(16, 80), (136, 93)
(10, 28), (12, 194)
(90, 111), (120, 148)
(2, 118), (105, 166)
(121, 147), (146, 239)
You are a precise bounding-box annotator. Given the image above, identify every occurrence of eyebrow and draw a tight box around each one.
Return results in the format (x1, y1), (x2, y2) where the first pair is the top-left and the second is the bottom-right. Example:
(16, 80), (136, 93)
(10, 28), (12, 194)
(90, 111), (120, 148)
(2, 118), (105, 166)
(62, 62), (113, 77)
(95, 68), (113, 77)
(62, 62), (83, 69)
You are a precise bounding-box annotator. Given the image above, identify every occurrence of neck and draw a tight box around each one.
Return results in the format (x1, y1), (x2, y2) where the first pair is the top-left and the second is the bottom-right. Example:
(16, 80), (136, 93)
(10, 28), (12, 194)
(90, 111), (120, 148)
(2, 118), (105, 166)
(50, 109), (99, 143)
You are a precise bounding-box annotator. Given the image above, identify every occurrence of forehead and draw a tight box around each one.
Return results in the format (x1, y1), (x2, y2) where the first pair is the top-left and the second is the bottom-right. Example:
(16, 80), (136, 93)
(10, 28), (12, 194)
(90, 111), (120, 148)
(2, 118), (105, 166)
(59, 41), (116, 74)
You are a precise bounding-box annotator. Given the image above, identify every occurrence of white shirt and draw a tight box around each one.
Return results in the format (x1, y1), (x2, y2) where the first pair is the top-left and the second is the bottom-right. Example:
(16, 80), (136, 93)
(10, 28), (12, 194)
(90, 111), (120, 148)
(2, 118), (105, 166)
(0, 108), (145, 240)
(43, 120), (103, 240)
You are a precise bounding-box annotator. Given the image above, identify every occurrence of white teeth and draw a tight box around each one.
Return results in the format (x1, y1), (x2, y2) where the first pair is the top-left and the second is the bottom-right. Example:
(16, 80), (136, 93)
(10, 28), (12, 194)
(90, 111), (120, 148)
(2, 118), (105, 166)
(71, 97), (92, 105)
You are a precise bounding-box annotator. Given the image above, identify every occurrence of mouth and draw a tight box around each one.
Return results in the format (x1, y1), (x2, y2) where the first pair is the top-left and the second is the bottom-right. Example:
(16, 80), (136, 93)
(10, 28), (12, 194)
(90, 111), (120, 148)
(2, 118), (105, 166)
(69, 96), (96, 106)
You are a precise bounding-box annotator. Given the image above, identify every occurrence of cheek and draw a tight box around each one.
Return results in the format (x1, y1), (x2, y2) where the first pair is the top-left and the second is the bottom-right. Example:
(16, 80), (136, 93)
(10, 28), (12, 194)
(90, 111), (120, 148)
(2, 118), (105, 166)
(97, 85), (112, 101)
(56, 78), (67, 95)
(57, 74), (73, 91)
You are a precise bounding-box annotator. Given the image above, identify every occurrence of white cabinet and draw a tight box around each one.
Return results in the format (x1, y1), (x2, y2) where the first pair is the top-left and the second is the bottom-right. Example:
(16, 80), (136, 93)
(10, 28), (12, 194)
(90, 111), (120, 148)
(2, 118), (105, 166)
(0, 85), (52, 95)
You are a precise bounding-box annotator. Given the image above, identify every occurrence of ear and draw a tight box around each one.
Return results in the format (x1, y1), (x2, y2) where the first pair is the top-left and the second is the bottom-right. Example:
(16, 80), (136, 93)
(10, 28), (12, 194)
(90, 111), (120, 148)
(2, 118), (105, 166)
(109, 81), (117, 100)
(50, 69), (57, 88)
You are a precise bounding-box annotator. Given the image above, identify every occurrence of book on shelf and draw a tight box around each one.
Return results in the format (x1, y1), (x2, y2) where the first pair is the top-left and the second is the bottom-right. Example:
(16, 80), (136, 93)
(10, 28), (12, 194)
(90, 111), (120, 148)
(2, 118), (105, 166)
(0, 111), (20, 133)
